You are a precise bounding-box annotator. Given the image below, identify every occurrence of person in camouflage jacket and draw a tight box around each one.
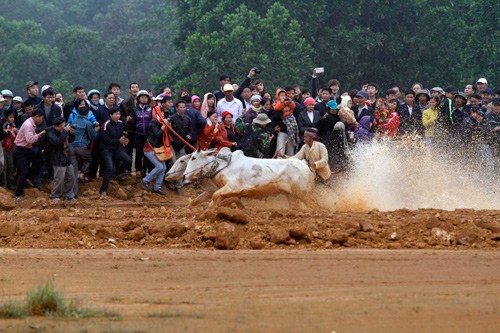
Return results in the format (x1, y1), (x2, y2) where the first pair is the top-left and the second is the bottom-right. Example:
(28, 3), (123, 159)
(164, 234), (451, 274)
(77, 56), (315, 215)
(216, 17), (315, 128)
(235, 112), (272, 158)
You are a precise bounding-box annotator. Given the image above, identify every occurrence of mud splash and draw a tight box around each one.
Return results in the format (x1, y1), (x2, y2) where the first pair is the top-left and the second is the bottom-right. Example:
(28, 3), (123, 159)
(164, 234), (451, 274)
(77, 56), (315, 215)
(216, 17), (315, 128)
(330, 138), (500, 211)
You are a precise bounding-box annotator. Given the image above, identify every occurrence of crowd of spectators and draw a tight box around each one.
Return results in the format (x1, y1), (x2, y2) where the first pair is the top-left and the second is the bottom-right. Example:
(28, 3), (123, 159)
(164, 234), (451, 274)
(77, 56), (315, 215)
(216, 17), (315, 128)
(1, 68), (499, 201)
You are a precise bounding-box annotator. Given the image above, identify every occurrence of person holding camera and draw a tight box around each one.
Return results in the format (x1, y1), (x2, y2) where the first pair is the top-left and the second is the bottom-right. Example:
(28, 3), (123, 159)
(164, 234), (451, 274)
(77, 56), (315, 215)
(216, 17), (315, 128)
(46, 117), (77, 202)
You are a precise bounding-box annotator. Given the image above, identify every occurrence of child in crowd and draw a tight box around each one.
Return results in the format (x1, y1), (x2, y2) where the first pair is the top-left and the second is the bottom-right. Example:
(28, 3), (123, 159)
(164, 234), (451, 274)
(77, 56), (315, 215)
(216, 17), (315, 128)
(1, 110), (18, 190)
(244, 95), (262, 124)
(273, 89), (299, 153)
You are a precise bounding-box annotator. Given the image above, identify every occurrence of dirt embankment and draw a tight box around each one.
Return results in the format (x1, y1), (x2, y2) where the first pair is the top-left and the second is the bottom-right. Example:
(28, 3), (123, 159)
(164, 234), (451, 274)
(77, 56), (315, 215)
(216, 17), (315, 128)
(0, 178), (500, 250)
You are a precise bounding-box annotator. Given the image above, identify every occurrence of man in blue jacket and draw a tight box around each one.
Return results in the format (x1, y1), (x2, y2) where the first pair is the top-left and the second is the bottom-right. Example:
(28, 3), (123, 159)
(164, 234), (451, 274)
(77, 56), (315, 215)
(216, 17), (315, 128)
(68, 106), (100, 197)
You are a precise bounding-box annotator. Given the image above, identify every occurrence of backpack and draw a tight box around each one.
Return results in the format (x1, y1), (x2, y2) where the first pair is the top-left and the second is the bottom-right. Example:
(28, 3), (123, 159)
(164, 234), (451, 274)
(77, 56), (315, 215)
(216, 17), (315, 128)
(239, 126), (265, 158)
(1, 125), (16, 151)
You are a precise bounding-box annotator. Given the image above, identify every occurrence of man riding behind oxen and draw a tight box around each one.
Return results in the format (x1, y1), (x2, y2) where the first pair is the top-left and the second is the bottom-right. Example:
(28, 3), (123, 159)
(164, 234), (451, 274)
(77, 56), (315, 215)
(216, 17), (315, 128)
(277, 128), (331, 184)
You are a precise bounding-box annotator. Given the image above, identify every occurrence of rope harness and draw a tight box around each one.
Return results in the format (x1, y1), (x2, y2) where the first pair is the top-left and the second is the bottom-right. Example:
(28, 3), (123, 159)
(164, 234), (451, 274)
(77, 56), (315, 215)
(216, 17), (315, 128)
(183, 152), (232, 181)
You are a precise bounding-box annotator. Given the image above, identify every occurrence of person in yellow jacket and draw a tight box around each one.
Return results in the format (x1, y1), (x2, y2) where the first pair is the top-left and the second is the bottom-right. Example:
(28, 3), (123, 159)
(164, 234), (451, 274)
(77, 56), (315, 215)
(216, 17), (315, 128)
(278, 128), (331, 183)
(422, 96), (440, 153)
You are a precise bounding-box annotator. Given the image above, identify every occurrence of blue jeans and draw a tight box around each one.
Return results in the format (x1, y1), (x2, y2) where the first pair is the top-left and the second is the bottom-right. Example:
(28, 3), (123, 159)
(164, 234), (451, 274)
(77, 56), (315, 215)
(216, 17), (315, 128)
(100, 148), (132, 193)
(143, 151), (166, 190)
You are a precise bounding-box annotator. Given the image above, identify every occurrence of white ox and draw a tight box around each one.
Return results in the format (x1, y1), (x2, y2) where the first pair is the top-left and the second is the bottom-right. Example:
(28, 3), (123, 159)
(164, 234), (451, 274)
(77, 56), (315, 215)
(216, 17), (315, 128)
(165, 152), (244, 208)
(183, 148), (316, 207)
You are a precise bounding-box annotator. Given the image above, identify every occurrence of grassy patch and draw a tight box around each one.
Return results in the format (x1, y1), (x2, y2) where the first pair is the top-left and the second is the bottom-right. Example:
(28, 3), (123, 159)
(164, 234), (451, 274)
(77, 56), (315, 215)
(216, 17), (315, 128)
(0, 299), (27, 318)
(0, 280), (120, 320)
(147, 311), (204, 318)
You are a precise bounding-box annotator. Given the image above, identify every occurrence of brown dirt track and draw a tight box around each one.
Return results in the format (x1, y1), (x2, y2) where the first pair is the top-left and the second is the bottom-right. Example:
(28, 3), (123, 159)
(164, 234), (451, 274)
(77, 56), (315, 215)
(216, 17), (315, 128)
(0, 178), (499, 332)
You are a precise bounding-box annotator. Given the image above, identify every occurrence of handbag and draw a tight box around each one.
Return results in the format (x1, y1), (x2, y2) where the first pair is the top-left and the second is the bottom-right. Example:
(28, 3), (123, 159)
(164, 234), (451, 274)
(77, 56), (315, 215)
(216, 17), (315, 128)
(151, 144), (173, 162)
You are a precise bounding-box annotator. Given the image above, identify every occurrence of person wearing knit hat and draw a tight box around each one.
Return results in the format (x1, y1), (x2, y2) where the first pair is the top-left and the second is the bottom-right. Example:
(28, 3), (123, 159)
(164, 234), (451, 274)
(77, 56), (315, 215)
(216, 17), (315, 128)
(303, 97), (315, 107)
(215, 111), (240, 151)
(339, 95), (356, 125)
(244, 94), (263, 124)
(298, 97), (321, 140)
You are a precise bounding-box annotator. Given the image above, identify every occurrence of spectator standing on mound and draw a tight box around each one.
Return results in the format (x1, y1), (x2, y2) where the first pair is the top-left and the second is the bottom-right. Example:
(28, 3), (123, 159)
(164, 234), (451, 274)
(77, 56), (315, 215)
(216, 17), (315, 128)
(46, 117), (76, 202)
(1, 110), (17, 190)
(130, 90), (153, 177)
(99, 107), (131, 197)
(13, 109), (46, 200)
(141, 110), (168, 196)
(68, 106), (99, 196)
(167, 100), (191, 194)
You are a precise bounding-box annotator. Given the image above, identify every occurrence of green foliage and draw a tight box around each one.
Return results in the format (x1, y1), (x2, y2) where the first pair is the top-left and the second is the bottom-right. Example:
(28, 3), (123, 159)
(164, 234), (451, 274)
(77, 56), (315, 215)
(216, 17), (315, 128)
(52, 79), (73, 102)
(0, 280), (120, 319)
(156, 3), (313, 95)
(0, 0), (499, 98)
(26, 280), (66, 316)
(0, 299), (28, 319)
(0, 0), (181, 98)
(166, 0), (500, 93)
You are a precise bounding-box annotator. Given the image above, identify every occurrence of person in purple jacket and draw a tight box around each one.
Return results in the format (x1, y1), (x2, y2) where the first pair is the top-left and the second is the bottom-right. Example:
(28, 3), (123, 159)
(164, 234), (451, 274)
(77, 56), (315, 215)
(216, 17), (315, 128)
(354, 116), (375, 143)
(129, 90), (153, 176)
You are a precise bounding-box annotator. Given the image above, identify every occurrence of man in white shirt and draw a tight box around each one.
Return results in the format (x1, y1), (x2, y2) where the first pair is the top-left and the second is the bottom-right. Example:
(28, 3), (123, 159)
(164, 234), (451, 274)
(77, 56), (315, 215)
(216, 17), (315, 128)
(217, 84), (243, 123)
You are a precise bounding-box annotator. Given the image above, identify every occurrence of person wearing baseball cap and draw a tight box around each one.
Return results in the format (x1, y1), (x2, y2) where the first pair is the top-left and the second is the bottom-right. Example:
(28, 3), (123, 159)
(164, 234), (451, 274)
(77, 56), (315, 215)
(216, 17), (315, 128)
(216, 83), (243, 123)
(481, 88), (494, 114)
(25, 81), (42, 107)
(352, 90), (372, 122)
(40, 85), (53, 95)
(11, 97), (24, 126)
(476, 78), (488, 92)
(430, 87), (444, 99)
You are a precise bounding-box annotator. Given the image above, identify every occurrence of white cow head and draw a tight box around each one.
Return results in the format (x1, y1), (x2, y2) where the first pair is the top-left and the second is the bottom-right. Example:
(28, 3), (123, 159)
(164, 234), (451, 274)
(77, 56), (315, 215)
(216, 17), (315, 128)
(184, 148), (219, 181)
(165, 154), (192, 181)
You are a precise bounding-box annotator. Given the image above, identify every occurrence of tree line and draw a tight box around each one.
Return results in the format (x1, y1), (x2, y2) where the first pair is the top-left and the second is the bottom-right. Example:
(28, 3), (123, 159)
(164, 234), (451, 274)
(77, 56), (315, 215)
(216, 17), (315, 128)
(0, 0), (499, 100)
